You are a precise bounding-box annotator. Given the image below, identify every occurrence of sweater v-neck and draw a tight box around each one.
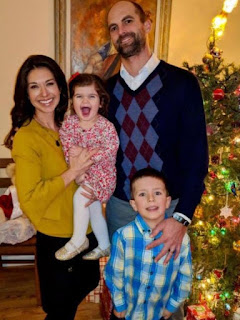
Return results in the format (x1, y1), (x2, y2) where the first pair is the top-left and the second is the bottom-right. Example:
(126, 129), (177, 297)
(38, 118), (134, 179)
(117, 61), (167, 95)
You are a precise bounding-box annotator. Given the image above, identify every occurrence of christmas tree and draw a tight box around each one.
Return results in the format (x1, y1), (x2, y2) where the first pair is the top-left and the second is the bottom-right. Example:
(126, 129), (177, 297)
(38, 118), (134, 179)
(183, 1), (240, 318)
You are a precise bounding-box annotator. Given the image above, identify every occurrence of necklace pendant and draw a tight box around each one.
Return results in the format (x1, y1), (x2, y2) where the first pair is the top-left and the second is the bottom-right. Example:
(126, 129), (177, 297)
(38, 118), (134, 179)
(56, 140), (60, 147)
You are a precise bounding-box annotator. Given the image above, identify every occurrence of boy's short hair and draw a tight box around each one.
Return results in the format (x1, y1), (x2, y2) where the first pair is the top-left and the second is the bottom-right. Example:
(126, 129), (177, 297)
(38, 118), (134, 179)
(130, 168), (169, 198)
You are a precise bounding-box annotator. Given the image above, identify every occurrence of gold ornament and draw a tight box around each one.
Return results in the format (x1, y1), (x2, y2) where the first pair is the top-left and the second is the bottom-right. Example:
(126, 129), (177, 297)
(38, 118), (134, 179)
(195, 206), (203, 219)
(233, 240), (240, 251)
(209, 236), (220, 246)
(202, 53), (213, 64)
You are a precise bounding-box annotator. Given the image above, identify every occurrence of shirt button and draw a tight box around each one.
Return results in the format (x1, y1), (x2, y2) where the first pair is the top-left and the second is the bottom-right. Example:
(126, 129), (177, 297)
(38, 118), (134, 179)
(68, 266), (73, 272)
(152, 256), (155, 260)
(147, 286), (150, 289)
(150, 271), (154, 275)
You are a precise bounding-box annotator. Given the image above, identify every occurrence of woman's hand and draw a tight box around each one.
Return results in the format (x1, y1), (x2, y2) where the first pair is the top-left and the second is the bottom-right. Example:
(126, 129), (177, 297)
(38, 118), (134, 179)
(69, 147), (97, 176)
(62, 147), (97, 187)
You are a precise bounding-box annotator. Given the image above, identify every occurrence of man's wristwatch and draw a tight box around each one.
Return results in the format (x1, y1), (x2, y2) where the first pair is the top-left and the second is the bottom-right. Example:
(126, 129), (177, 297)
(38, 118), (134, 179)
(173, 213), (190, 226)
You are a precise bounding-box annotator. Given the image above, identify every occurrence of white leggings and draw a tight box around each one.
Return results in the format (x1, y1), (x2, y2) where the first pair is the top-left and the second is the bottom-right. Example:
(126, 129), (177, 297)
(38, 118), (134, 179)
(70, 185), (110, 250)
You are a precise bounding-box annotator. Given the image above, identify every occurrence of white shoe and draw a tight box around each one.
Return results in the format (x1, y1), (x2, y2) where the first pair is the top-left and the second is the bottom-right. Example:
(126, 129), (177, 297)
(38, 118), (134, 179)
(55, 238), (89, 261)
(82, 246), (110, 260)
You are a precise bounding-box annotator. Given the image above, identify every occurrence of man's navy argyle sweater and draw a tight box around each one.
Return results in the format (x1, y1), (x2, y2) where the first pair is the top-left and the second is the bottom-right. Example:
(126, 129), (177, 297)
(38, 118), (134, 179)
(107, 60), (208, 220)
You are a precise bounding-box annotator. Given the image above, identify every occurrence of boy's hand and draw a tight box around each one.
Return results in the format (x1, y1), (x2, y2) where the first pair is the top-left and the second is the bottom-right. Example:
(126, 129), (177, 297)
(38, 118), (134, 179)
(146, 217), (187, 264)
(162, 308), (172, 319)
(113, 309), (126, 318)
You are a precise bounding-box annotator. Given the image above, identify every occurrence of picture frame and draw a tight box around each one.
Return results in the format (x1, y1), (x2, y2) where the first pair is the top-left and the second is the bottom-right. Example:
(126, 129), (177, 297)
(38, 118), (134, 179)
(54, 0), (172, 79)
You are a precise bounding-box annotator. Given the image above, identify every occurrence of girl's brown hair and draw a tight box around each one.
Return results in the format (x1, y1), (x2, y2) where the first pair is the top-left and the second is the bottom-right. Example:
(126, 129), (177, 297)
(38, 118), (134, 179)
(69, 73), (109, 117)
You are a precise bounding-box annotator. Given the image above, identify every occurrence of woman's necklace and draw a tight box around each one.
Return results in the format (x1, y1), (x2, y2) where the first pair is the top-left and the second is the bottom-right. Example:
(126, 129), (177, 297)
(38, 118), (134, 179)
(33, 116), (61, 147)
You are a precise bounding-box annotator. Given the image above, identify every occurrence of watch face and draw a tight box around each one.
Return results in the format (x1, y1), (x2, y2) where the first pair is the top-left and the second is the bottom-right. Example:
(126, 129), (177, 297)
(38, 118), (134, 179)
(173, 214), (189, 226)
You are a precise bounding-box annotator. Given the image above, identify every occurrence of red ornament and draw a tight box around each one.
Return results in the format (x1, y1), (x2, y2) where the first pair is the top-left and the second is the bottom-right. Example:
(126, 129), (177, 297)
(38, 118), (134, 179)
(214, 293), (220, 300)
(206, 125), (214, 136)
(213, 88), (225, 100)
(229, 153), (237, 160)
(213, 269), (223, 279)
(234, 85), (240, 97)
(224, 310), (230, 316)
(209, 171), (217, 179)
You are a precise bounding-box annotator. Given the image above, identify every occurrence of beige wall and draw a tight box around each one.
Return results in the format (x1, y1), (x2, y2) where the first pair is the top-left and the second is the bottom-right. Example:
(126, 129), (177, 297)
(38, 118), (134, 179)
(168, 0), (240, 67)
(0, 0), (54, 157)
(0, 0), (240, 158)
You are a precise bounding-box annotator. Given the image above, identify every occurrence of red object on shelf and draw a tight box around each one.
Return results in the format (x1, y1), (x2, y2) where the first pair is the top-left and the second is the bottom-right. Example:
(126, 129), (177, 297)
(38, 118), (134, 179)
(85, 257), (112, 320)
(86, 257), (109, 303)
(186, 303), (216, 320)
(100, 279), (112, 320)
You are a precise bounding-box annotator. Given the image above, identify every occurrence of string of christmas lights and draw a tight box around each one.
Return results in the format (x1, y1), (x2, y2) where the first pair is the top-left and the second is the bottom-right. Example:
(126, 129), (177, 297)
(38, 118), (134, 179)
(183, 1), (240, 319)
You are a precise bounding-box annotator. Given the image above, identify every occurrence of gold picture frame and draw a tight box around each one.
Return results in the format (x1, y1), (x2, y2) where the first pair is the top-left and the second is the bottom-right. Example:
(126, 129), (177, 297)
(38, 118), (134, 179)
(54, 0), (172, 79)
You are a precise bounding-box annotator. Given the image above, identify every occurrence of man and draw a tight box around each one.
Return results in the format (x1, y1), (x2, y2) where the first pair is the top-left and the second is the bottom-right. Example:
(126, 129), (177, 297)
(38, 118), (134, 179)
(104, 2), (208, 319)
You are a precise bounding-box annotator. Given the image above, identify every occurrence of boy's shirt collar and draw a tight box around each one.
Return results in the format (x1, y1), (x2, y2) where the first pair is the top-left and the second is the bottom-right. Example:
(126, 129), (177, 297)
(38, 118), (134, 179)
(135, 213), (164, 239)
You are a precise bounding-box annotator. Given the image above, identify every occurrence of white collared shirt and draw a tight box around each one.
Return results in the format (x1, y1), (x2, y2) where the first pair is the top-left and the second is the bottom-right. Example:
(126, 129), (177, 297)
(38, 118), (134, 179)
(120, 53), (160, 91)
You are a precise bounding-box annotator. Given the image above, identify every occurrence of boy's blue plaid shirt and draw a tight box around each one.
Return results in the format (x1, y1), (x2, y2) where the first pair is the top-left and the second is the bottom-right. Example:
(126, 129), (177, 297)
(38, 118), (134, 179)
(104, 214), (192, 320)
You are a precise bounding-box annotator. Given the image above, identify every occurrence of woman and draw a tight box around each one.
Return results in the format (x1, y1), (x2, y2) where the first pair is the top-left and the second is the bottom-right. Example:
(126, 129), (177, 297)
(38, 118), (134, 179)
(4, 55), (100, 320)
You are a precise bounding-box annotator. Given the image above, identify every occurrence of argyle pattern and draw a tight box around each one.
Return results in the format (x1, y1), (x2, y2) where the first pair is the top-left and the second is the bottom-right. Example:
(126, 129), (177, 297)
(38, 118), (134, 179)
(113, 75), (163, 199)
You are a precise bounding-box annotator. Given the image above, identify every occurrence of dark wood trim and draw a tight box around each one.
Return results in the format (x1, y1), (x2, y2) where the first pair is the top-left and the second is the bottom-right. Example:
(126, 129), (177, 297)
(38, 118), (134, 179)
(0, 158), (41, 306)
(0, 158), (14, 168)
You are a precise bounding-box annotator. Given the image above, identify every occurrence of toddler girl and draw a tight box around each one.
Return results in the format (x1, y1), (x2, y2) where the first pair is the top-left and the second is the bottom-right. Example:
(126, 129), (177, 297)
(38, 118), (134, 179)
(55, 73), (119, 261)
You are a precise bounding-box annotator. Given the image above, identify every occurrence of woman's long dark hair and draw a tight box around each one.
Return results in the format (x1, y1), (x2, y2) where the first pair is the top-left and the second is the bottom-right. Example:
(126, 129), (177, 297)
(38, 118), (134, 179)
(4, 55), (68, 149)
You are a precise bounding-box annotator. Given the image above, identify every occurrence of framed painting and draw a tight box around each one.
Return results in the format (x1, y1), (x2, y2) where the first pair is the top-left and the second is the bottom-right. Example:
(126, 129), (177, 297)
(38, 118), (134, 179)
(55, 0), (172, 79)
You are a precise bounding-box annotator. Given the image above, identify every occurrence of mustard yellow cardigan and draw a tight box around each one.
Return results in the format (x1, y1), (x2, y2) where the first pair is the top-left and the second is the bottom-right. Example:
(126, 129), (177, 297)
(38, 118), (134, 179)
(12, 119), (91, 237)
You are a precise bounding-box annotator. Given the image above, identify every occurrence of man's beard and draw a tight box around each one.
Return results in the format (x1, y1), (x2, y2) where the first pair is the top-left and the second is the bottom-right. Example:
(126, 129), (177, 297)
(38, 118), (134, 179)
(115, 31), (146, 59)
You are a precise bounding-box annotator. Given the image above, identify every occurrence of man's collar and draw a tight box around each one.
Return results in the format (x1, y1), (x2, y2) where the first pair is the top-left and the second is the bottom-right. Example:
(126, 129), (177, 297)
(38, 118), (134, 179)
(120, 53), (160, 79)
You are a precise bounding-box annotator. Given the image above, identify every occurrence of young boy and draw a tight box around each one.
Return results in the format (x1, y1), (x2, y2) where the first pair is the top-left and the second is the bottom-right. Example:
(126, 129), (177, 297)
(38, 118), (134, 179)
(104, 168), (192, 320)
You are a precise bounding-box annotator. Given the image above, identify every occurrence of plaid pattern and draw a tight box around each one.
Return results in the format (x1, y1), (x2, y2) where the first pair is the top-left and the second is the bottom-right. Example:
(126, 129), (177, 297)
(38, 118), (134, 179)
(104, 214), (192, 320)
(86, 257), (108, 303)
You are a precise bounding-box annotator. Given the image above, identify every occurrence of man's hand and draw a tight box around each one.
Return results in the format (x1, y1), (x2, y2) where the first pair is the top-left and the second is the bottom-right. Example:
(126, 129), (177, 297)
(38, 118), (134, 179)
(80, 184), (98, 207)
(146, 217), (187, 264)
(162, 308), (172, 319)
